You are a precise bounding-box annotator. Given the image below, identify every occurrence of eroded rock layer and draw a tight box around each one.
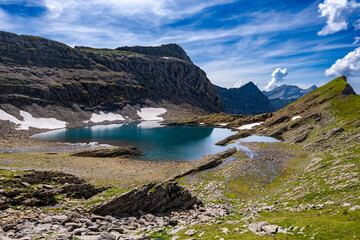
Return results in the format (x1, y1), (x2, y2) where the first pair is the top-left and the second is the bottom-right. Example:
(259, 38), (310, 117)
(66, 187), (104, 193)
(92, 182), (201, 216)
(0, 31), (222, 123)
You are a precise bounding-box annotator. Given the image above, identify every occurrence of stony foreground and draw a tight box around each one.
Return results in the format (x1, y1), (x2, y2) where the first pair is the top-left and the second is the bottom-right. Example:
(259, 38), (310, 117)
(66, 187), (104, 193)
(0, 203), (232, 240)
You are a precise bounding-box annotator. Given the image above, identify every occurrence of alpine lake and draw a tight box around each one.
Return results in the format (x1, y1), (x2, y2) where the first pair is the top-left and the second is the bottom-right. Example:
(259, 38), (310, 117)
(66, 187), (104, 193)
(32, 122), (281, 161)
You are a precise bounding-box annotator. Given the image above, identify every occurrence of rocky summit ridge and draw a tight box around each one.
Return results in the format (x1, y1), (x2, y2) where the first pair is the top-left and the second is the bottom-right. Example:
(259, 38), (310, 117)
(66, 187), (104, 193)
(263, 84), (318, 110)
(215, 82), (275, 115)
(0, 31), (222, 129)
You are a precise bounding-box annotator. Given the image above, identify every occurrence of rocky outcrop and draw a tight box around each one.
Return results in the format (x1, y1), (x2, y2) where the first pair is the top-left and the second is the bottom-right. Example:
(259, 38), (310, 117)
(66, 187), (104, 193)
(71, 146), (144, 158)
(215, 130), (253, 146)
(341, 79), (356, 95)
(0, 31), (222, 121)
(169, 147), (237, 180)
(0, 170), (105, 208)
(215, 82), (275, 115)
(92, 182), (201, 216)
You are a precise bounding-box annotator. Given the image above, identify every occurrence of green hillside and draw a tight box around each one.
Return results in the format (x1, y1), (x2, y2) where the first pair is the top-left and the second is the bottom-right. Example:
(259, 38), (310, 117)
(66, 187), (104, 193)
(163, 76), (360, 239)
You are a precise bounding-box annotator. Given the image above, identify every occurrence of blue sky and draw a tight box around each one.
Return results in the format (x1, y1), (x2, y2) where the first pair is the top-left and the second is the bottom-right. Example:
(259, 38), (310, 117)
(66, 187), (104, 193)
(1, 0), (360, 93)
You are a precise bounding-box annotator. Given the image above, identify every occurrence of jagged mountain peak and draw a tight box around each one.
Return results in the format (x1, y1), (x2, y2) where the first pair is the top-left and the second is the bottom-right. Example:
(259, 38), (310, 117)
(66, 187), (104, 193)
(263, 84), (318, 100)
(240, 81), (257, 89)
(214, 82), (275, 115)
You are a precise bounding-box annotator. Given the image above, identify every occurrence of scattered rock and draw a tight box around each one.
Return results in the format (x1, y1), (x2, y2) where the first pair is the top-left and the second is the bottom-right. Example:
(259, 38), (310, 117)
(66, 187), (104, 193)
(185, 229), (197, 236)
(71, 146), (145, 158)
(349, 206), (360, 211)
(144, 214), (155, 222)
(262, 225), (279, 235)
(249, 222), (268, 234)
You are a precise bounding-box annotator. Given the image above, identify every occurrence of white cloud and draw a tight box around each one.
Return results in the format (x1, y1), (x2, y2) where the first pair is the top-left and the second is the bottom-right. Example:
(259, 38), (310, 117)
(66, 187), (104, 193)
(353, 37), (360, 44)
(234, 80), (244, 88)
(317, 0), (360, 36)
(264, 68), (288, 91)
(326, 47), (360, 77)
(1, 0), (355, 93)
(354, 19), (360, 29)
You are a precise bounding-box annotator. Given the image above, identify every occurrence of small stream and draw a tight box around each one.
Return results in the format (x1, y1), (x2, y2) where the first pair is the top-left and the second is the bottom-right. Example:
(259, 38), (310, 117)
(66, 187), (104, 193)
(180, 135), (282, 193)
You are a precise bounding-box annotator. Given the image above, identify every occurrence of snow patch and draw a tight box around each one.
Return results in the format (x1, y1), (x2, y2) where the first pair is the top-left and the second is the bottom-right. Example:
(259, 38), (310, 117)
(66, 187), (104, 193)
(137, 121), (164, 129)
(86, 111), (125, 123)
(199, 122), (205, 125)
(237, 122), (263, 130)
(90, 124), (123, 131)
(137, 108), (166, 121)
(63, 142), (113, 148)
(292, 116), (302, 121)
(218, 123), (228, 126)
(0, 110), (66, 130)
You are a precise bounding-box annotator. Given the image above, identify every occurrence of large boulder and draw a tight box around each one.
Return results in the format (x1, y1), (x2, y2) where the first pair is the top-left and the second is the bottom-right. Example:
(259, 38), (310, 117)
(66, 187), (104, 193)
(92, 182), (201, 216)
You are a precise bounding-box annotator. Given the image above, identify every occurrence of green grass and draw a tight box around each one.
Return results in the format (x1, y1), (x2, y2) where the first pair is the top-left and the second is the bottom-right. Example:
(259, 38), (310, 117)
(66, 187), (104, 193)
(170, 208), (360, 239)
(85, 186), (131, 206)
(261, 209), (360, 240)
(0, 169), (25, 179)
(176, 222), (281, 239)
(149, 231), (172, 239)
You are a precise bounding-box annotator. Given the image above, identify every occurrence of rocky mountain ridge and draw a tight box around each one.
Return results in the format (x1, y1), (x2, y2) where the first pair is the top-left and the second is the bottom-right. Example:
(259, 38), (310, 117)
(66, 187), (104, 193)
(0, 31), (222, 128)
(263, 84), (318, 110)
(215, 82), (275, 115)
(263, 84), (318, 100)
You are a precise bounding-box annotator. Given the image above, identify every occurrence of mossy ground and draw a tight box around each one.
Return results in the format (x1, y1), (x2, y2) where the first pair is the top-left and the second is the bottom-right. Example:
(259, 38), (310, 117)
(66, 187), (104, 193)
(85, 186), (131, 207)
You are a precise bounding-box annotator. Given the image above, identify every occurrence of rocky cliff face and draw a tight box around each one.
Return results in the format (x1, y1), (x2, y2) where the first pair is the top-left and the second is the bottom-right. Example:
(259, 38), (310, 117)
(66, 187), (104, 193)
(215, 82), (275, 115)
(0, 31), (222, 125)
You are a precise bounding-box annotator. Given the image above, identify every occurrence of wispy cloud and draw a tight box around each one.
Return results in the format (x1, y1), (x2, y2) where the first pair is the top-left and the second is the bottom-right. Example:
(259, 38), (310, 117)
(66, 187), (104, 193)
(0, 8), (15, 31)
(0, 0), (359, 93)
(353, 36), (360, 44)
(41, 0), (236, 24)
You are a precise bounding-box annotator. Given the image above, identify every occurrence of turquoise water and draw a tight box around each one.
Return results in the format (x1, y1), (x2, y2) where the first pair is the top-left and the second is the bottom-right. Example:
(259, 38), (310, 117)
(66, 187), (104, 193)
(32, 123), (237, 161)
